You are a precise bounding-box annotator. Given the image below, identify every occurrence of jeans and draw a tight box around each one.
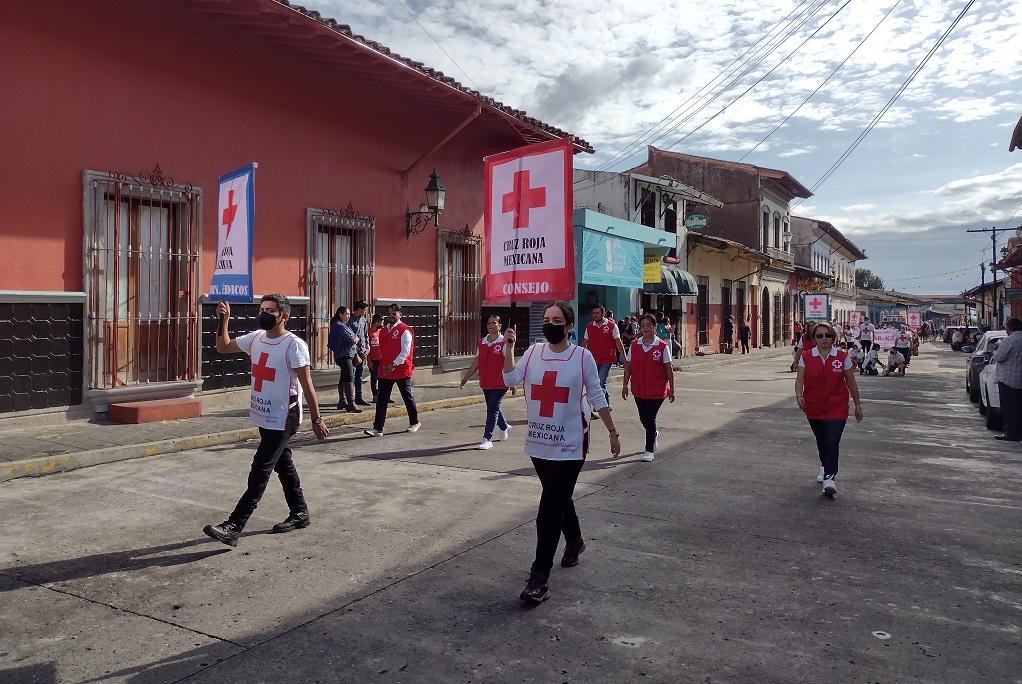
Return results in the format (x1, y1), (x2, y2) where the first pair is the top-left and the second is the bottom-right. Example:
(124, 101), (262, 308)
(369, 360), (381, 398)
(530, 455), (586, 578)
(807, 418), (846, 480)
(482, 388), (509, 440)
(997, 382), (1022, 438)
(374, 376), (418, 430)
(596, 362), (613, 407)
(229, 404), (305, 528)
(634, 396), (665, 452)
(354, 359), (365, 401)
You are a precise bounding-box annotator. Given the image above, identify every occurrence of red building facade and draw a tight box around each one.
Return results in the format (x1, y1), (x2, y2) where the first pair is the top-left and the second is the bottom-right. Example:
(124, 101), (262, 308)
(1, 0), (589, 415)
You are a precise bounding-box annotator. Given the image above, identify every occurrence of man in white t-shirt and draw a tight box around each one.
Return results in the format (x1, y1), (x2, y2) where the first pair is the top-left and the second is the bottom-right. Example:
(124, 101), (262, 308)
(883, 349), (906, 376)
(860, 318), (876, 351)
(203, 294), (329, 547)
(893, 325), (913, 370)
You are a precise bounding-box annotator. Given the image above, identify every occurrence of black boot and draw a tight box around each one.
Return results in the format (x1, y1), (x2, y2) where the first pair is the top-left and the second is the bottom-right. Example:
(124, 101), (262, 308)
(519, 571), (550, 604)
(203, 520), (242, 547)
(560, 538), (586, 567)
(272, 511), (311, 533)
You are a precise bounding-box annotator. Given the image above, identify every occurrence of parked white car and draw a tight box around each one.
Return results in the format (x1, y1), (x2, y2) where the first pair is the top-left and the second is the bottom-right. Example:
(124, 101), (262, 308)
(978, 355), (1002, 430)
(967, 331), (1007, 403)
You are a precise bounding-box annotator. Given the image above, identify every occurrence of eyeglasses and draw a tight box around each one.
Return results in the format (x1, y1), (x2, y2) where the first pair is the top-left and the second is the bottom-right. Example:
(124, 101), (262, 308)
(815, 333), (835, 339)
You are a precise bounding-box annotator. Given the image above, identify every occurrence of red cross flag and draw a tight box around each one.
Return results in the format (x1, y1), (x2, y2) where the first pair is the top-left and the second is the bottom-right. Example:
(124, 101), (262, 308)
(804, 293), (829, 320)
(210, 163), (256, 303)
(849, 311), (861, 327)
(484, 138), (575, 303)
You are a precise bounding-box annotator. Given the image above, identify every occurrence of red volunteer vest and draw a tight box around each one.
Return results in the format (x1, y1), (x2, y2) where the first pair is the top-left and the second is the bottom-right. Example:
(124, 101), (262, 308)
(380, 321), (414, 379)
(368, 327), (382, 361)
(629, 338), (670, 399)
(586, 320), (619, 365)
(477, 336), (508, 390)
(801, 348), (849, 420)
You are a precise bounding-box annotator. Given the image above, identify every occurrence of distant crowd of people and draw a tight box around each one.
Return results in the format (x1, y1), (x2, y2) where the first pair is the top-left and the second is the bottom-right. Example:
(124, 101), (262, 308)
(790, 317), (919, 377)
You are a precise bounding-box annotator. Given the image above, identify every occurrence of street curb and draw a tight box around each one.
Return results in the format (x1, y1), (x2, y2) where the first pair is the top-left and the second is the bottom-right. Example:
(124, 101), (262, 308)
(0, 394), (489, 484)
(674, 347), (790, 371)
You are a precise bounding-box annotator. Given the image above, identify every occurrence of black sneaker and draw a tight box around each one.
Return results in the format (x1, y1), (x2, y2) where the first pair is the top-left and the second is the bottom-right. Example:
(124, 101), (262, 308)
(355, 399), (372, 406)
(272, 511), (310, 533)
(519, 572), (550, 604)
(203, 521), (241, 547)
(560, 538), (586, 567)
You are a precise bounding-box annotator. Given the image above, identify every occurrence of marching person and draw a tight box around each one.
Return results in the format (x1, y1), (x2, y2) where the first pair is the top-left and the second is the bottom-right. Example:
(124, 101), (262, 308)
(721, 314), (735, 354)
(795, 321), (863, 496)
(860, 317), (876, 351)
(203, 295), (329, 546)
(328, 305), (361, 413)
(990, 317), (1022, 442)
(581, 304), (627, 408)
(502, 301), (621, 604)
(461, 314), (514, 450)
(893, 325), (912, 370)
(350, 300), (371, 406)
(364, 303), (420, 437)
(622, 313), (676, 462)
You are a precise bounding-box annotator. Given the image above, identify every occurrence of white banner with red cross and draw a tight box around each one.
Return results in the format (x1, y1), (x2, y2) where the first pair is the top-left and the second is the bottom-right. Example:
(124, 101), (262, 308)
(483, 138), (575, 304)
(849, 310), (861, 327)
(804, 292), (829, 320)
(210, 163), (256, 303)
(907, 311), (921, 329)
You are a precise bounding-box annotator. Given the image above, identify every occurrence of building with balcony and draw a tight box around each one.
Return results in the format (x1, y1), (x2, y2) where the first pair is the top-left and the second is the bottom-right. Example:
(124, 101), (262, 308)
(789, 217), (867, 325)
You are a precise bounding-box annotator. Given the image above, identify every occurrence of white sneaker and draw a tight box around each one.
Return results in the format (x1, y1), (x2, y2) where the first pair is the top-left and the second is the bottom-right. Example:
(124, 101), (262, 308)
(499, 426), (511, 441)
(817, 466), (826, 483)
(641, 452), (655, 462)
(822, 478), (837, 495)
(654, 430), (660, 453)
(363, 428), (383, 437)
(478, 439), (493, 450)
(406, 423), (421, 432)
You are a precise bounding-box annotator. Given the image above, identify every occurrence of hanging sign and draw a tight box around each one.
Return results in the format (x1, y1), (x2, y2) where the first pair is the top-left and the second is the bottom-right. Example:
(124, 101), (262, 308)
(483, 138), (575, 303)
(210, 163), (256, 303)
(684, 214), (709, 231)
(804, 293), (829, 320)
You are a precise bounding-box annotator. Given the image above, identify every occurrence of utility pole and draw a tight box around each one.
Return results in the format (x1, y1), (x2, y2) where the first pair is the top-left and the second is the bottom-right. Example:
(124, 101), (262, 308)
(967, 226), (1005, 328)
(980, 262), (986, 325)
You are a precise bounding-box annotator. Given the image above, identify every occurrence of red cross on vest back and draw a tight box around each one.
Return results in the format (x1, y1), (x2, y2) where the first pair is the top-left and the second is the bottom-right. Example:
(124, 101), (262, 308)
(222, 189), (239, 239)
(501, 170), (546, 229)
(251, 351), (277, 392)
(531, 370), (570, 418)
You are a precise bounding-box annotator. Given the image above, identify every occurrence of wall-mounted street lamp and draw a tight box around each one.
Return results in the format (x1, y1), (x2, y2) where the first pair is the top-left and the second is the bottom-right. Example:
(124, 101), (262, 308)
(406, 169), (446, 240)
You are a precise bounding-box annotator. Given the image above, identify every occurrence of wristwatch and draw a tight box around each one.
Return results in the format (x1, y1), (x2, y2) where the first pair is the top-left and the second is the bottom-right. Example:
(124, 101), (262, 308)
(311, 417), (323, 425)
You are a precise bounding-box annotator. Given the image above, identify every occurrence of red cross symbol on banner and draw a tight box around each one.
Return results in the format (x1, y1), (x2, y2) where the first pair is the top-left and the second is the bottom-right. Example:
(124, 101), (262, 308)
(251, 351), (277, 392)
(501, 170), (546, 229)
(222, 189), (239, 239)
(809, 297), (823, 308)
(531, 370), (570, 418)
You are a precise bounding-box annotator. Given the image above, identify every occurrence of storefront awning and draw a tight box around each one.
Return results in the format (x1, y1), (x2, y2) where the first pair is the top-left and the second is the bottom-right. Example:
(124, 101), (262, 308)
(646, 264), (698, 295)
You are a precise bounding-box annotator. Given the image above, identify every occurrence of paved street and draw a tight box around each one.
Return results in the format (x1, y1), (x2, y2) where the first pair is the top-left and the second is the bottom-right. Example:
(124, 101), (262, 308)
(1, 343), (1019, 683)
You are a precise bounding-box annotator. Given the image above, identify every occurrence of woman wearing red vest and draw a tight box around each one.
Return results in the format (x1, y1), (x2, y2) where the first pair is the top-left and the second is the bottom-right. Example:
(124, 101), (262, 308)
(622, 314), (676, 462)
(795, 321), (863, 496)
(460, 315), (515, 449)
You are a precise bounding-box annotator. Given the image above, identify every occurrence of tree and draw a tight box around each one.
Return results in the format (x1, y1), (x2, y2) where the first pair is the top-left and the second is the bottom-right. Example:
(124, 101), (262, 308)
(856, 268), (884, 290)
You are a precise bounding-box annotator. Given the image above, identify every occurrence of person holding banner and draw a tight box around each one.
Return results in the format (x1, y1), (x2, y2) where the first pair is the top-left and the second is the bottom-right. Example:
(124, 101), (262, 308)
(203, 295), (329, 547)
(622, 313), (676, 461)
(795, 321), (863, 496)
(502, 301), (621, 604)
(460, 314), (514, 450)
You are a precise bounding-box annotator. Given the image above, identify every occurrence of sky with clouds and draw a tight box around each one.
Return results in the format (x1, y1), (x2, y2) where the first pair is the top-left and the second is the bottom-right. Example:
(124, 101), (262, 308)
(303, 0), (1022, 294)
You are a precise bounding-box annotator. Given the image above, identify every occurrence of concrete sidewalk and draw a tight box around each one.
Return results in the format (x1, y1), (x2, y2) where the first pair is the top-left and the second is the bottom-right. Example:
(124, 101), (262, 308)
(0, 346), (789, 482)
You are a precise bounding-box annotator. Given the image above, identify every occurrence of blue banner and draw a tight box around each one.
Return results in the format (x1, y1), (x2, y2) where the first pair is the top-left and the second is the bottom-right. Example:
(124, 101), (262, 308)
(210, 163), (256, 303)
(580, 229), (643, 288)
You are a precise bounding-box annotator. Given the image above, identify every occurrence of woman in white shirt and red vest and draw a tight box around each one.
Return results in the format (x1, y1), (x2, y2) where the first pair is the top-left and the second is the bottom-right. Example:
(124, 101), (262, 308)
(503, 301), (621, 604)
(622, 313), (676, 462)
(460, 314), (515, 449)
(795, 321), (864, 496)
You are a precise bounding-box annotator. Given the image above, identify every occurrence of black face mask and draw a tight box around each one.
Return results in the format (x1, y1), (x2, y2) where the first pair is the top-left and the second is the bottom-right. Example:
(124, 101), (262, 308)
(257, 312), (280, 330)
(542, 323), (568, 344)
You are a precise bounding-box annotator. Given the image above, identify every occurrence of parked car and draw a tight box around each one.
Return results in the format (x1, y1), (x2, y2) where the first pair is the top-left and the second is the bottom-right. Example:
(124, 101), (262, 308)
(967, 331), (1007, 402)
(978, 356), (1002, 430)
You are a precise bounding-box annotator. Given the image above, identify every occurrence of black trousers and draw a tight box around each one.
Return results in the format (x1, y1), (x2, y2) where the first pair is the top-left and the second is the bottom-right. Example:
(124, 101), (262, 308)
(998, 382), (1022, 438)
(634, 396), (665, 452)
(229, 405), (305, 528)
(373, 377), (418, 431)
(895, 346), (911, 367)
(530, 455), (586, 578)
(739, 337), (750, 353)
(807, 418), (846, 480)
